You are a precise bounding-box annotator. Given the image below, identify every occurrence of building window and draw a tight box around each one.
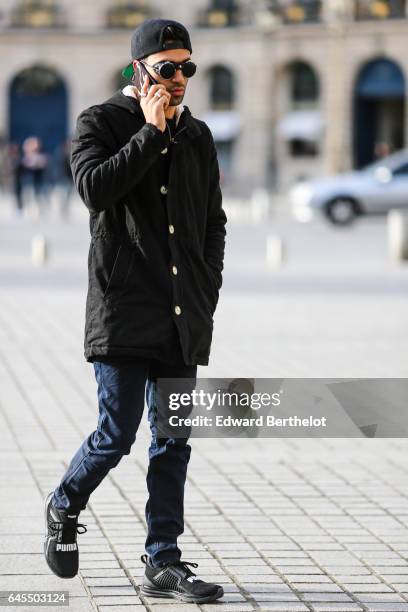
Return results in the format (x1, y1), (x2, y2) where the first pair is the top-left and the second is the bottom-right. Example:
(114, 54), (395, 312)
(106, 1), (151, 29)
(11, 0), (66, 28)
(203, 65), (239, 186)
(288, 139), (318, 156)
(278, 61), (321, 157)
(197, 0), (241, 28)
(355, 0), (406, 20)
(209, 65), (235, 110)
(290, 61), (319, 110)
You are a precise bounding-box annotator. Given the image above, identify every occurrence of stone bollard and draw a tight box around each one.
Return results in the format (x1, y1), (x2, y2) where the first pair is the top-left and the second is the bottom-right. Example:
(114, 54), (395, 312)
(387, 209), (408, 261)
(32, 234), (49, 266)
(266, 235), (284, 268)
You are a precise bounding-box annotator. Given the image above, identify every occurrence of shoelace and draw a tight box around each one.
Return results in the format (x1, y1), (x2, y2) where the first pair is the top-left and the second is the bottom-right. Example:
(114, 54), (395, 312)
(170, 560), (199, 580)
(49, 520), (87, 543)
(141, 554), (199, 579)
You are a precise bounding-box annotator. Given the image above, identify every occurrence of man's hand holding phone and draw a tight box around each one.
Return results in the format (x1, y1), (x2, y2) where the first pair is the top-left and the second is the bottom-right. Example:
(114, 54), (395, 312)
(140, 74), (171, 133)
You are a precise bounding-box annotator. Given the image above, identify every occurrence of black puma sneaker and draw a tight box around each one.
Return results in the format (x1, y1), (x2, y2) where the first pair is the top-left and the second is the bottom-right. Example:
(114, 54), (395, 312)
(44, 492), (87, 579)
(140, 554), (224, 603)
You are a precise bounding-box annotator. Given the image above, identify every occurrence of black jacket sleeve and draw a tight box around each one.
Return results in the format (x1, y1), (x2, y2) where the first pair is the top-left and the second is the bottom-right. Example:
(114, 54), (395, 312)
(70, 106), (168, 213)
(203, 131), (227, 291)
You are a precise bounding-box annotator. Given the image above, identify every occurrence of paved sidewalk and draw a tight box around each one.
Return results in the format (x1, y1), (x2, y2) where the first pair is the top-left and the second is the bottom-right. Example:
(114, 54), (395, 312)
(1, 197), (408, 611)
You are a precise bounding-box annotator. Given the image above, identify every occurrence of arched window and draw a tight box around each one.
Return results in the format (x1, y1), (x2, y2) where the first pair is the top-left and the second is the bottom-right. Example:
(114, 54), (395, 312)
(209, 65), (235, 111)
(204, 65), (240, 185)
(278, 61), (321, 157)
(11, 0), (65, 28)
(289, 61), (319, 109)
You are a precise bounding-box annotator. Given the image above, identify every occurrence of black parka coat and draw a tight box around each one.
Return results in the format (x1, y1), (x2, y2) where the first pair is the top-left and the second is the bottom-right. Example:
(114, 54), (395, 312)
(70, 89), (227, 366)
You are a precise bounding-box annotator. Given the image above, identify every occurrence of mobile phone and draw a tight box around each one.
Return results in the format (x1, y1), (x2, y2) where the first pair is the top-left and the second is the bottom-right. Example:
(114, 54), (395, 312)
(134, 62), (158, 94)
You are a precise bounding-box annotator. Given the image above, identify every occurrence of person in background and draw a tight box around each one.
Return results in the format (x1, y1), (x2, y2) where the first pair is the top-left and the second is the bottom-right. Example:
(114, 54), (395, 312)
(374, 141), (394, 160)
(8, 142), (24, 216)
(21, 136), (49, 214)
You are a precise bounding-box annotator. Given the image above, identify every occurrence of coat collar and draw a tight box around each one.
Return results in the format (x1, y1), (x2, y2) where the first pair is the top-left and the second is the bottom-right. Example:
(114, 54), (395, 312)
(101, 88), (201, 140)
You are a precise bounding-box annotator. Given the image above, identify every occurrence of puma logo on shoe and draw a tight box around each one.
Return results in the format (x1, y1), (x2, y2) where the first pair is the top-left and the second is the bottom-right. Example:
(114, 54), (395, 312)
(56, 543), (78, 552)
(44, 492), (87, 578)
(140, 555), (224, 603)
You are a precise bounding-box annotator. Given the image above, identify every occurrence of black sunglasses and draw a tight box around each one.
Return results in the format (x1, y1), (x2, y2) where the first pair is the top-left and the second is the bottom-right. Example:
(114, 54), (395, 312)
(142, 59), (197, 80)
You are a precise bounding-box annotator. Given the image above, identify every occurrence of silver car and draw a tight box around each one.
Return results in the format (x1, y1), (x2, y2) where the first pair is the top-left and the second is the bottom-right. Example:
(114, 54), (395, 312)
(289, 148), (408, 225)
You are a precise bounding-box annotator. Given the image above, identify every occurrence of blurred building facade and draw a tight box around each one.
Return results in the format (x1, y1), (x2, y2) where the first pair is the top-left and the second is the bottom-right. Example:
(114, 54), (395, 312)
(1, 0), (408, 196)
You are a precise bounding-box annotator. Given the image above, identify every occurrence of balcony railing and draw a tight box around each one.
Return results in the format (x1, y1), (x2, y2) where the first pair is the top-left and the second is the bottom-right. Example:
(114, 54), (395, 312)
(355, 0), (406, 20)
(278, 1), (322, 24)
(196, 1), (242, 27)
(106, 3), (152, 29)
(10, 1), (66, 28)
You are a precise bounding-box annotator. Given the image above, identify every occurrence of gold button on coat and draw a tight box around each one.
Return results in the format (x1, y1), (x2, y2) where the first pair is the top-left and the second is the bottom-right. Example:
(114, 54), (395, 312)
(172, 265), (178, 275)
(160, 185), (168, 195)
(174, 305), (182, 315)
(169, 224), (175, 234)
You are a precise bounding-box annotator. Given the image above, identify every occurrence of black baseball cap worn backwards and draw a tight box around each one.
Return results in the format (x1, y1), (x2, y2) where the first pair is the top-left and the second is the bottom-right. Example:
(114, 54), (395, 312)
(122, 18), (193, 80)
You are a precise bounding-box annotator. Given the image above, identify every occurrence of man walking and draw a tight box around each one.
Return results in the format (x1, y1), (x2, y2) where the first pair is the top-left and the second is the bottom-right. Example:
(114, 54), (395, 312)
(43, 18), (227, 604)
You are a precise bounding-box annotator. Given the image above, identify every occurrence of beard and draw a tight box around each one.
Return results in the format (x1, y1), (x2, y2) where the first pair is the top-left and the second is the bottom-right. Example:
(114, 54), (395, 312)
(167, 82), (186, 105)
(134, 85), (185, 107)
(168, 92), (185, 106)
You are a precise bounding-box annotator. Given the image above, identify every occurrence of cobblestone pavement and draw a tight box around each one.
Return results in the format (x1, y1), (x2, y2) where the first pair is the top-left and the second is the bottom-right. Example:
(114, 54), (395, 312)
(1, 196), (408, 612)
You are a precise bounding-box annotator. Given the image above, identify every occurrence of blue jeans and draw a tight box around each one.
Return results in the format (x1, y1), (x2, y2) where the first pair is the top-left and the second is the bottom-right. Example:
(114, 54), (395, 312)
(52, 356), (197, 567)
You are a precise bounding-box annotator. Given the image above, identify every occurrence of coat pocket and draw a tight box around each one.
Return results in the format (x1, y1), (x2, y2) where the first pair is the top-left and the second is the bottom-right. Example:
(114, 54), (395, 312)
(193, 257), (220, 316)
(203, 264), (220, 315)
(103, 244), (128, 299)
(178, 242), (220, 317)
(204, 260), (222, 293)
(91, 236), (135, 301)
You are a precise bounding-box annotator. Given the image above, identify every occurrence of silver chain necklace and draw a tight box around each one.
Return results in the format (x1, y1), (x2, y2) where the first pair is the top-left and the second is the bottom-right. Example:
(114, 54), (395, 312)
(166, 118), (174, 143)
(165, 116), (188, 145)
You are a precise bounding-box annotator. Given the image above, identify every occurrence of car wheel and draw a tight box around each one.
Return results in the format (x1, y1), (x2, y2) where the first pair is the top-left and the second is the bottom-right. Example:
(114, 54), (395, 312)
(325, 198), (358, 226)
